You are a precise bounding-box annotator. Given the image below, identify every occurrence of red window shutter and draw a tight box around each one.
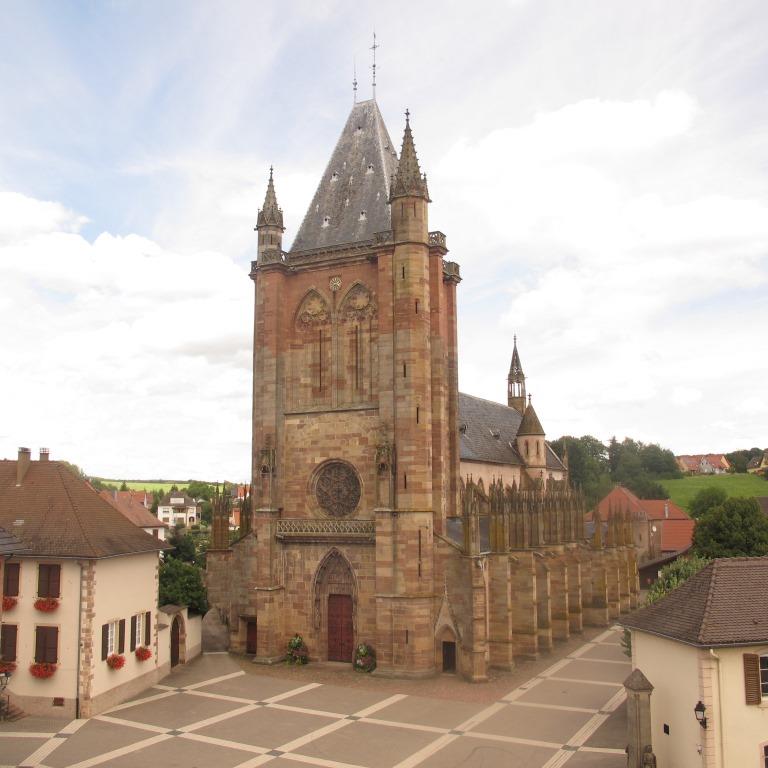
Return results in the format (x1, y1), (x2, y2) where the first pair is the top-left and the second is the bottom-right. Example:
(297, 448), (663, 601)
(44, 627), (58, 663)
(3, 562), (20, 597)
(145, 611), (151, 646)
(49, 565), (61, 598)
(1, 624), (18, 662)
(35, 627), (45, 663)
(101, 623), (109, 661)
(744, 653), (761, 705)
(130, 616), (137, 651)
(118, 619), (126, 654)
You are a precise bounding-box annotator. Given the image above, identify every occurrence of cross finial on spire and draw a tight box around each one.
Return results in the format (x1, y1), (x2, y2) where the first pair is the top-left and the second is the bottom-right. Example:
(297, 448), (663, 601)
(269, 165), (273, 180)
(353, 58), (358, 103)
(370, 31), (379, 100)
(528, 393), (532, 405)
(405, 107), (410, 124)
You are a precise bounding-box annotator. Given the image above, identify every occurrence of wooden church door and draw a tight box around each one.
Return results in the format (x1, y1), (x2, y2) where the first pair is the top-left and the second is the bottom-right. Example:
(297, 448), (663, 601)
(327, 594), (353, 661)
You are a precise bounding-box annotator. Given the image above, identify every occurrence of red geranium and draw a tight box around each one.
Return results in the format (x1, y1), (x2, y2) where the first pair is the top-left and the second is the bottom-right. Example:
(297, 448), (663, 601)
(0, 661), (17, 673)
(2, 596), (17, 611)
(30, 662), (57, 679)
(134, 646), (152, 661)
(106, 653), (125, 670)
(34, 597), (59, 612)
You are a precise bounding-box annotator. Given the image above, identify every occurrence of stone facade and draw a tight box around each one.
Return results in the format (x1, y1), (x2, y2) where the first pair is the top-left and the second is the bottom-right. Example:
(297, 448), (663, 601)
(206, 98), (639, 680)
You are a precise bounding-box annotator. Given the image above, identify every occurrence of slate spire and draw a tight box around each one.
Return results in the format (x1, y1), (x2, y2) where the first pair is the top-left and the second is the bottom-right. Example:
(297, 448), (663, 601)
(507, 335), (527, 412)
(256, 166), (284, 231)
(390, 110), (430, 201)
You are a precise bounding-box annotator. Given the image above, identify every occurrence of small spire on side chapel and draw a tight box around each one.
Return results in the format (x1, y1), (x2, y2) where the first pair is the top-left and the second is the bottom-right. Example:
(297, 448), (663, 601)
(390, 109), (430, 201)
(256, 166), (284, 231)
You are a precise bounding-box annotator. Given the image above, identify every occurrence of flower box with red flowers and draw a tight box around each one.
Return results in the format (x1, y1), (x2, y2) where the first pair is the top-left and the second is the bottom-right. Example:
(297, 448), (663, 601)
(30, 662), (57, 679)
(34, 597), (59, 613)
(2, 596), (17, 611)
(106, 653), (126, 670)
(134, 646), (152, 662)
(0, 661), (17, 674)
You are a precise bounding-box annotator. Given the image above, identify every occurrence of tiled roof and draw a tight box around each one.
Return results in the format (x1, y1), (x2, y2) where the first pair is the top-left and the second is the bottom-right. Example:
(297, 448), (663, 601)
(159, 492), (197, 508)
(518, 402), (545, 436)
(589, 486), (690, 523)
(622, 557), (768, 646)
(0, 524), (22, 556)
(290, 100), (399, 253)
(457, 392), (565, 471)
(659, 518), (695, 552)
(99, 490), (167, 529)
(0, 459), (167, 559)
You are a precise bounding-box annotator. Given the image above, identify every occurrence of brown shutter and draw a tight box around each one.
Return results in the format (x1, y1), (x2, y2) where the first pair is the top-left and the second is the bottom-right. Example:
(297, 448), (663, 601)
(145, 611), (151, 646)
(3, 562), (20, 596)
(1, 624), (18, 662)
(50, 564), (61, 598)
(118, 619), (126, 653)
(744, 653), (761, 705)
(101, 623), (109, 661)
(35, 627), (45, 663)
(44, 627), (58, 663)
(38, 564), (47, 597)
(130, 616), (137, 651)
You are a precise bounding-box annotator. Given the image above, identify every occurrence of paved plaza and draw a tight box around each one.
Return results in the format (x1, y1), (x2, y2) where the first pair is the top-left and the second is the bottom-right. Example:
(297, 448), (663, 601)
(1, 627), (629, 768)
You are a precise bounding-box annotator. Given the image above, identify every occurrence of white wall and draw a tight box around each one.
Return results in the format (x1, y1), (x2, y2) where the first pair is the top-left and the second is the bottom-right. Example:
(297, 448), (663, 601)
(632, 631), (703, 767)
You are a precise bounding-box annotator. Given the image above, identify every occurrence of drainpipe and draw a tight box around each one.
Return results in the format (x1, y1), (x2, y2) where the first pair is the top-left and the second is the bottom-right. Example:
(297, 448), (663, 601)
(75, 561), (84, 719)
(709, 649), (725, 768)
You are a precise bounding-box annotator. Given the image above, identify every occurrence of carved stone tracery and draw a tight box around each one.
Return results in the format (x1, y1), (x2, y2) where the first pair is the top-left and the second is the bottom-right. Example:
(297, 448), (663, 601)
(315, 461), (361, 518)
(340, 283), (376, 323)
(296, 290), (330, 328)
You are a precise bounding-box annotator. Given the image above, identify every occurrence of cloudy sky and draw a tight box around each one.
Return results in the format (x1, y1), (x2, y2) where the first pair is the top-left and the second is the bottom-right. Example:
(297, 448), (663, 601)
(1, 0), (766, 481)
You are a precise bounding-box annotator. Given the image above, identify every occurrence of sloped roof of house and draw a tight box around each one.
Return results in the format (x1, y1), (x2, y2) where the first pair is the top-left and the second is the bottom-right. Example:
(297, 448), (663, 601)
(622, 557), (768, 646)
(457, 393), (565, 472)
(0, 524), (22, 556)
(659, 519), (696, 552)
(590, 486), (689, 522)
(159, 492), (198, 508)
(99, 490), (167, 529)
(0, 459), (167, 559)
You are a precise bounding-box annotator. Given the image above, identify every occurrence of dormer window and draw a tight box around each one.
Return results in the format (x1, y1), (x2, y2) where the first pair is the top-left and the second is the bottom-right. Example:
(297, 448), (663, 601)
(345, 198), (350, 207)
(322, 216), (331, 228)
(330, 172), (339, 183)
(359, 210), (367, 221)
(366, 163), (374, 174)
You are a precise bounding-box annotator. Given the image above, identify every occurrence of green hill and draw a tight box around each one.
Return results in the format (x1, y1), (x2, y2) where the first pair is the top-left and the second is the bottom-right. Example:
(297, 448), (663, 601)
(661, 474), (767, 512)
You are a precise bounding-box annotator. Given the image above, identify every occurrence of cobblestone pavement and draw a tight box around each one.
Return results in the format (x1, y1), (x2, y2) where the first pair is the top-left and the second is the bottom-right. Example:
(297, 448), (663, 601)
(1, 627), (629, 768)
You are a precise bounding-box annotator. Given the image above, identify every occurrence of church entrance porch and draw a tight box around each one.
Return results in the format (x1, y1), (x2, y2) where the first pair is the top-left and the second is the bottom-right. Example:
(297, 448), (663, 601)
(327, 594), (354, 661)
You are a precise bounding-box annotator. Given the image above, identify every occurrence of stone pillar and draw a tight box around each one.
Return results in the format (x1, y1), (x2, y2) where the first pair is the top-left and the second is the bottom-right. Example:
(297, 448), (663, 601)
(488, 554), (515, 670)
(625, 668), (655, 768)
(585, 550), (610, 627)
(565, 551), (583, 634)
(604, 548), (621, 620)
(511, 551), (538, 659)
(535, 556), (553, 653)
(618, 547), (631, 614)
(548, 554), (570, 641)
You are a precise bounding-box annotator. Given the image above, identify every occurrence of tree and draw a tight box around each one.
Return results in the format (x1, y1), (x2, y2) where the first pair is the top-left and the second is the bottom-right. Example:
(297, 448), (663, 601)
(550, 435), (611, 507)
(625, 476), (669, 500)
(119, 480), (129, 491)
(726, 447), (765, 474)
(646, 555), (710, 605)
(693, 497), (768, 558)
(184, 480), (215, 501)
(167, 529), (197, 564)
(689, 487), (727, 519)
(159, 558), (208, 615)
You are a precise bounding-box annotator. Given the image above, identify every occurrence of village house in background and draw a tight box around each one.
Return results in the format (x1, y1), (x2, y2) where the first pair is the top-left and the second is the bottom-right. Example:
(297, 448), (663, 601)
(747, 450), (768, 475)
(99, 489), (168, 541)
(622, 557), (768, 768)
(157, 491), (201, 528)
(590, 486), (695, 587)
(676, 454), (732, 475)
(206, 98), (640, 680)
(0, 448), (200, 718)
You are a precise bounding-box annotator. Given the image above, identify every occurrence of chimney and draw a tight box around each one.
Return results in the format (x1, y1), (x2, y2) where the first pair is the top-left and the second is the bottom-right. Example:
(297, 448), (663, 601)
(17, 447), (31, 485)
(39, 447), (50, 461)
(664, 502), (669, 519)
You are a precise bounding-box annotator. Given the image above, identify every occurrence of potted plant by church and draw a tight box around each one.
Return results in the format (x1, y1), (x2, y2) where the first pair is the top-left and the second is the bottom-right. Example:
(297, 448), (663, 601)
(286, 634), (309, 665)
(354, 643), (376, 673)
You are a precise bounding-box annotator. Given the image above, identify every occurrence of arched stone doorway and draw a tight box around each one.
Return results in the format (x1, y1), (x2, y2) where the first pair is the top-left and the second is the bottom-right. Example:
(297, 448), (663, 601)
(170, 614), (187, 667)
(313, 548), (356, 662)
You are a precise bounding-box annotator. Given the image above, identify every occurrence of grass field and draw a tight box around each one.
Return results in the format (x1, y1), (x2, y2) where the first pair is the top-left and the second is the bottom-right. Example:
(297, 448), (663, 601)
(93, 479), (184, 493)
(660, 473), (768, 512)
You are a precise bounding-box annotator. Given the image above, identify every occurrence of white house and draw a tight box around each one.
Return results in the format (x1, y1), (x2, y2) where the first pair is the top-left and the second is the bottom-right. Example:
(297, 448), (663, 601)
(157, 492), (200, 528)
(622, 557), (768, 768)
(0, 448), (195, 718)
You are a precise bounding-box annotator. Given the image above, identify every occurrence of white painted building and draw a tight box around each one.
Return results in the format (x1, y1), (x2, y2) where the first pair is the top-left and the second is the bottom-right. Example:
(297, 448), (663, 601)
(157, 492), (200, 528)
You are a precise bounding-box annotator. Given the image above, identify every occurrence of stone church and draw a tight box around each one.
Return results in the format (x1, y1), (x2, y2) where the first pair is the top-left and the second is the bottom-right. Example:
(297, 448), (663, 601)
(206, 98), (639, 680)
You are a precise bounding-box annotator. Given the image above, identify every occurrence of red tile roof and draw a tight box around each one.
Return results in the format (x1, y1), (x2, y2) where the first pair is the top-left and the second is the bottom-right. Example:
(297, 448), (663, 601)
(658, 518), (695, 552)
(99, 490), (167, 530)
(0, 459), (167, 558)
(623, 557), (768, 646)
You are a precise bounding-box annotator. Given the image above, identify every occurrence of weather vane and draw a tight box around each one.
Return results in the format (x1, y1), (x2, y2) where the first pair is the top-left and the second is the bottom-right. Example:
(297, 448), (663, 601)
(370, 31), (379, 100)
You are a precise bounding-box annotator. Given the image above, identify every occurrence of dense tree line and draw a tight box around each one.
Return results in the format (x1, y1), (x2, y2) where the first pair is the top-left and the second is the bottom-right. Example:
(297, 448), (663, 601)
(549, 435), (681, 507)
(724, 447), (766, 474)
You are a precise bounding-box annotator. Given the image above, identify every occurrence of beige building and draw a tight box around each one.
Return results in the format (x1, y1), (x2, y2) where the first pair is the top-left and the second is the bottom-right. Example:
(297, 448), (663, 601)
(158, 492), (200, 528)
(622, 557), (768, 768)
(0, 448), (175, 718)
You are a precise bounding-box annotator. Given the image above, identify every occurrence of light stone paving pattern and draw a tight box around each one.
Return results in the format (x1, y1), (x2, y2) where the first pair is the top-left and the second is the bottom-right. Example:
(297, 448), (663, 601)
(1, 628), (629, 768)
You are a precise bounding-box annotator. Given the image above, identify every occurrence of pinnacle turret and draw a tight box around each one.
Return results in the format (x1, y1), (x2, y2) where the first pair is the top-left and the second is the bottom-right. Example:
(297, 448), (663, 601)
(390, 110), (430, 201)
(256, 166), (284, 231)
(507, 335), (527, 412)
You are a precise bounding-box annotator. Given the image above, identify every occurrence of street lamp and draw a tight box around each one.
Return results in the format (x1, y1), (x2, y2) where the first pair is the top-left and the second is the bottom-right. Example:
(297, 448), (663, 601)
(694, 700), (708, 729)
